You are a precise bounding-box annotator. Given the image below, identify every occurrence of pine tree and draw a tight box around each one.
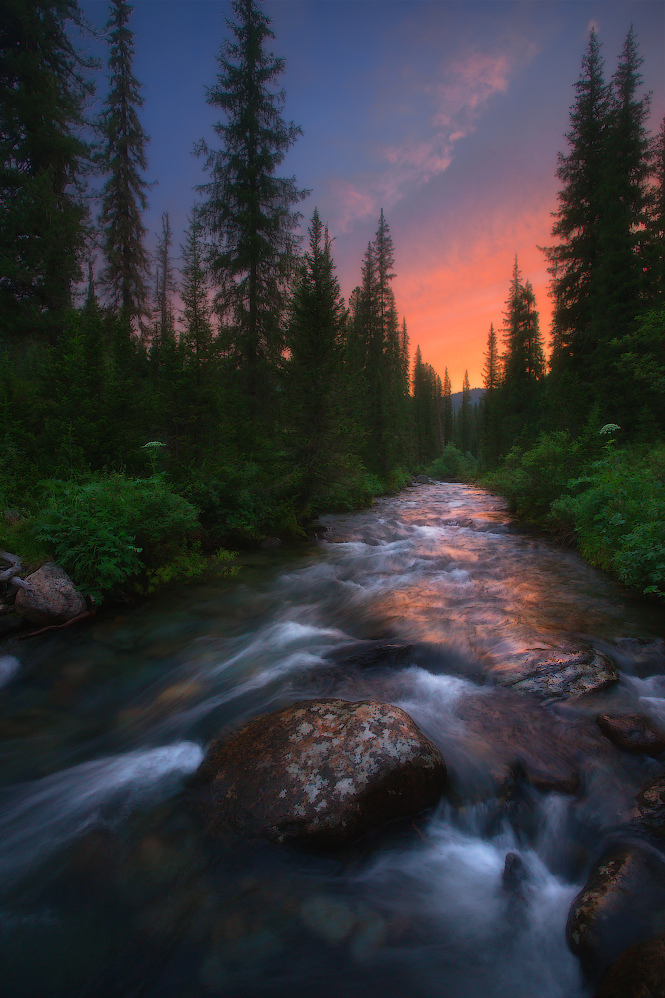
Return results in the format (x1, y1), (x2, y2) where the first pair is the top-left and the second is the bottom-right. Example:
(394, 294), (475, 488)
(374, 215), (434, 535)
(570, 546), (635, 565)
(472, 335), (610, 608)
(442, 368), (453, 445)
(197, 0), (308, 416)
(179, 209), (218, 467)
(459, 370), (472, 453)
(0, 0), (94, 342)
(503, 258), (545, 385)
(155, 211), (176, 346)
(284, 208), (349, 509)
(482, 323), (500, 391)
(98, 0), (151, 328)
(543, 30), (611, 375)
(180, 210), (213, 371)
(645, 116), (665, 306)
(593, 26), (651, 350)
(351, 211), (410, 474)
(412, 347), (443, 466)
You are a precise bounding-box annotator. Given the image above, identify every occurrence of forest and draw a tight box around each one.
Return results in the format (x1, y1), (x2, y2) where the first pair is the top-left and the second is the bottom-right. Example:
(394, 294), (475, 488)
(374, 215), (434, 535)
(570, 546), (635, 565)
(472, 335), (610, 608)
(0, 0), (663, 605)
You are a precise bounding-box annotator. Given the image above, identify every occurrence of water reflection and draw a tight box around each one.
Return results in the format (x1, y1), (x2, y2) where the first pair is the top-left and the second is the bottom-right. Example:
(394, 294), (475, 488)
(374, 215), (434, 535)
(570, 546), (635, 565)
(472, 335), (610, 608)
(0, 483), (664, 998)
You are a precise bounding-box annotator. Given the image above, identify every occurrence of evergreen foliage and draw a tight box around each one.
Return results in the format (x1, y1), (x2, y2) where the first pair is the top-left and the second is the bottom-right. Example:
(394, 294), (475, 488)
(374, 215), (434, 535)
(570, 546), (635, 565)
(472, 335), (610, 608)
(97, 0), (151, 327)
(283, 208), (353, 512)
(196, 0), (308, 419)
(1, 2), (662, 605)
(543, 29), (611, 378)
(0, 0), (94, 342)
(351, 211), (411, 474)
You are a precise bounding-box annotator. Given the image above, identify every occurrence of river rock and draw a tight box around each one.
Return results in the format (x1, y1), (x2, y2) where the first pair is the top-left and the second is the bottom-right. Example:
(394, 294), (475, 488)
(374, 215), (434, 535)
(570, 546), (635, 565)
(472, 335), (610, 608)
(454, 689), (613, 796)
(566, 843), (665, 974)
(622, 773), (665, 839)
(494, 647), (618, 700)
(14, 562), (86, 626)
(192, 698), (447, 847)
(593, 932), (665, 998)
(596, 713), (665, 754)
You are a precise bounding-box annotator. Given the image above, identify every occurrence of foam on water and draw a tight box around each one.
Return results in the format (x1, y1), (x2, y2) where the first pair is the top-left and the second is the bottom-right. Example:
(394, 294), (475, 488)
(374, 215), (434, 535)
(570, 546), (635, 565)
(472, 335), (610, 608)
(624, 674), (665, 724)
(0, 742), (203, 884)
(0, 655), (19, 688)
(356, 809), (585, 998)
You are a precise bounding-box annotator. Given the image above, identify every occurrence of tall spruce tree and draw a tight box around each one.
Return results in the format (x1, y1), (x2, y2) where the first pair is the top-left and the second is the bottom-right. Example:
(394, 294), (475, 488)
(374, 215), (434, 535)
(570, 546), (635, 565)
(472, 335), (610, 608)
(180, 210), (213, 371)
(543, 30), (611, 376)
(482, 323), (500, 391)
(442, 368), (453, 445)
(98, 0), (151, 328)
(646, 117), (665, 304)
(197, 0), (307, 418)
(480, 322), (501, 468)
(0, 0), (94, 342)
(155, 211), (176, 346)
(592, 26), (651, 357)
(353, 211), (409, 474)
(412, 347), (443, 465)
(459, 370), (472, 453)
(179, 210), (218, 467)
(284, 208), (349, 510)
(502, 258), (545, 385)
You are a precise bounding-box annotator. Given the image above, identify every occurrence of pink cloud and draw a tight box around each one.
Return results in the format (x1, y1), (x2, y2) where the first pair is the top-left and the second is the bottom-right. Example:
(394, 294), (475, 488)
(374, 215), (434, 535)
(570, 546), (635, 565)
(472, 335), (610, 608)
(328, 177), (378, 233)
(328, 40), (540, 232)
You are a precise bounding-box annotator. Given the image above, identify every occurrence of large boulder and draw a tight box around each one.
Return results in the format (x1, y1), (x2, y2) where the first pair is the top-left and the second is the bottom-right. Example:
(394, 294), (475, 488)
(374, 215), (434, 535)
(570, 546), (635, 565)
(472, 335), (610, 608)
(14, 562), (86, 626)
(593, 932), (665, 998)
(566, 843), (665, 974)
(193, 698), (447, 847)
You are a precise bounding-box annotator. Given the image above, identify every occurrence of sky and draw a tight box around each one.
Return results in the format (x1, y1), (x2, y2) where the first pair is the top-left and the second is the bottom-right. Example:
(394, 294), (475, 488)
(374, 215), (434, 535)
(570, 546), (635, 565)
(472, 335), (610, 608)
(79, 0), (664, 391)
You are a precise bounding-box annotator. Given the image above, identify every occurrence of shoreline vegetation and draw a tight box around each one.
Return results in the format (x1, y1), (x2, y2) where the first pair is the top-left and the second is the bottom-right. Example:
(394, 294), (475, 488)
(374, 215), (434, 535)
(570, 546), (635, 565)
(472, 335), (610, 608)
(1, 1), (663, 615)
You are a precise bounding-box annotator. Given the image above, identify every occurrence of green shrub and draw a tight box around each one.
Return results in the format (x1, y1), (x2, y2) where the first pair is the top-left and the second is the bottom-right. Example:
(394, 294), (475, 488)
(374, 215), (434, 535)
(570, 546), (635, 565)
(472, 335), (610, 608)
(551, 443), (665, 598)
(321, 471), (383, 512)
(482, 430), (579, 520)
(185, 462), (301, 542)
(33, 474), (200, 602)
(426, 444), (477, 482)
(139, 547), (238, 595)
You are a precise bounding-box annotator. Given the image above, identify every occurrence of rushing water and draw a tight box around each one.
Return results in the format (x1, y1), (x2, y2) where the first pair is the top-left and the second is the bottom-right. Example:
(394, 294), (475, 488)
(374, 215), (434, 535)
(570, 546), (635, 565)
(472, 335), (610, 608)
(1, 483), (664, 998)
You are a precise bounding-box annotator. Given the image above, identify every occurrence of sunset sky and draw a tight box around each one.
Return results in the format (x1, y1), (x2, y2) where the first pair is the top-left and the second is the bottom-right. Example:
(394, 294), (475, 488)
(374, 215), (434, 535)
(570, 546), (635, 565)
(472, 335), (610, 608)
(80, 0), (664, 391)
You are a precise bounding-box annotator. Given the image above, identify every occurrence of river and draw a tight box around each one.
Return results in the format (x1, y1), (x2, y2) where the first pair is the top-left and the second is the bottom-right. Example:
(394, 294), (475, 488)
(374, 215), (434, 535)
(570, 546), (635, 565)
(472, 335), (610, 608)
(1, 483), (664, 997)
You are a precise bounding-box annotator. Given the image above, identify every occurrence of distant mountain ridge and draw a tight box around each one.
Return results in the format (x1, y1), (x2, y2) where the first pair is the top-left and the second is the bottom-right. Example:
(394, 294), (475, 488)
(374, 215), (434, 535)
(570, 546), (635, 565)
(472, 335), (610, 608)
(451, 387), (485, 413)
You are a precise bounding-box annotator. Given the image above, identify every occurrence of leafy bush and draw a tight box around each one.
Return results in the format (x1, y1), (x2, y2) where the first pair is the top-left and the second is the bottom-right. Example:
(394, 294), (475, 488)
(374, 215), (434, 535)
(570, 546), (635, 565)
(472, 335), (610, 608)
(322, 471), (384, 512)
(139, 547), (238, 595)
(551, 443), (665, 597)
(33, 474), (200, 602)
(482, 430), (578, 520)
(185, 462), (301, 543)
(426, 444), (477, 482)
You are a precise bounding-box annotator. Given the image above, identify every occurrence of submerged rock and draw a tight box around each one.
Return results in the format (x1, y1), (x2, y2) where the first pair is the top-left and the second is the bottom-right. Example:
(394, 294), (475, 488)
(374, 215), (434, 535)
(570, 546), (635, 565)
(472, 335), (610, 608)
(494, 647), (618, 700)
(14, 562), (86, 626)
(566, 843), (665, 974)
(622, 773), (665, 839)
(593, 932), (665, 998)
(192, 698), (447, 847)
(596, 713), (665, 754)
(454, 689), (613, 796)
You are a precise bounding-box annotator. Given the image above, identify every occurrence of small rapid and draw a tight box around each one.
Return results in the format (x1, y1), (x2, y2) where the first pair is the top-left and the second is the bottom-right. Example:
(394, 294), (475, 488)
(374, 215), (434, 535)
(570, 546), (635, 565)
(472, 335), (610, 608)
(1, 482), (663, 998)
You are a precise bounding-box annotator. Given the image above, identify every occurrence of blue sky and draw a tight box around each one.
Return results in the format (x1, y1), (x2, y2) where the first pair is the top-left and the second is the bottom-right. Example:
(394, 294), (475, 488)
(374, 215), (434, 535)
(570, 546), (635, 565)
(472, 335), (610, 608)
(79, 0), (665, 388)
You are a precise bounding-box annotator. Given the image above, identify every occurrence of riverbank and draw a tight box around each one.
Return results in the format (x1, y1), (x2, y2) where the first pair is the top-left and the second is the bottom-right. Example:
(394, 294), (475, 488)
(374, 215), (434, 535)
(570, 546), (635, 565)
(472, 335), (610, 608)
(470, 433), (665, 603)
(0, 466), (413, 615)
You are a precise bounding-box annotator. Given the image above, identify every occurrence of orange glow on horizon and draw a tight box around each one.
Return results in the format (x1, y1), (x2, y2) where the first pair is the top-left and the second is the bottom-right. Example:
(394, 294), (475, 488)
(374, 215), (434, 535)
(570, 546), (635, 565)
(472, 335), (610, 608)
(393, 205), (556, 392)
